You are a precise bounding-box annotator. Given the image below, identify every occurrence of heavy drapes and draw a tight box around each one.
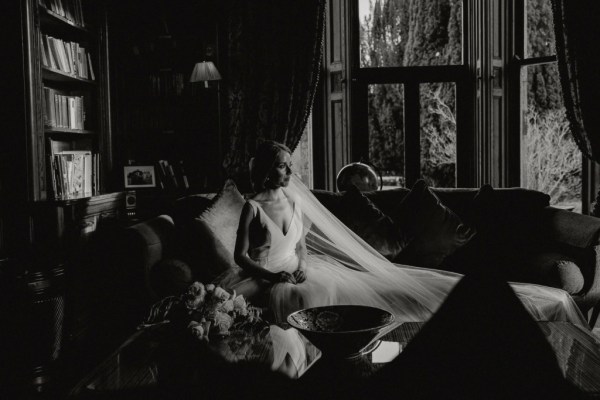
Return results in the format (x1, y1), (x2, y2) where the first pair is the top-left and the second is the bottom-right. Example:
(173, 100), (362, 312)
(551, 1), (600, 214)
(223, 0), (326, 191)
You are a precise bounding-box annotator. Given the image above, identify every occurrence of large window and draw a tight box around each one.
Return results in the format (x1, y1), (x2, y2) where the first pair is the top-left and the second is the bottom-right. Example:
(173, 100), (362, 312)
(518, 0), (581, 212)
(356, 0), (465, 189)
(292, 116), (314, 189)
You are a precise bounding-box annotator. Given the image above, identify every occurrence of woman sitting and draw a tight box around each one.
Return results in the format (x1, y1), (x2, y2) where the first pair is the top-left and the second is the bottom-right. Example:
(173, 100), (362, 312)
(222, 140), (586, 326)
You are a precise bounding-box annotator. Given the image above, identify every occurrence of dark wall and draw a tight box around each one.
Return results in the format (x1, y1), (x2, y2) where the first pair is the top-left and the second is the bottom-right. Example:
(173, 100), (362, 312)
(108, 0), (227, 192)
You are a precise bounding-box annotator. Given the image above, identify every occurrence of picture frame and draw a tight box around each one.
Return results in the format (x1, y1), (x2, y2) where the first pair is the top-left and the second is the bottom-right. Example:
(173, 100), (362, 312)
(124, 165), (156, 188)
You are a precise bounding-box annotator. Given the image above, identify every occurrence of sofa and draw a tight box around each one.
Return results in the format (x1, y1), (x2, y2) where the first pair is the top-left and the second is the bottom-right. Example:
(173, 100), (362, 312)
(115, 180), (600, 327)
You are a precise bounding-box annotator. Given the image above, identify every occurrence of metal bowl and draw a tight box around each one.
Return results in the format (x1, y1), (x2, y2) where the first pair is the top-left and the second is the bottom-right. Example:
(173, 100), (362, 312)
(287, 305), (395, 358)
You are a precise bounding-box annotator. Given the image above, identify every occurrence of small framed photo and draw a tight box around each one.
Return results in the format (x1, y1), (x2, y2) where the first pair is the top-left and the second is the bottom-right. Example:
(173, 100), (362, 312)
(124, 165), (156, 188)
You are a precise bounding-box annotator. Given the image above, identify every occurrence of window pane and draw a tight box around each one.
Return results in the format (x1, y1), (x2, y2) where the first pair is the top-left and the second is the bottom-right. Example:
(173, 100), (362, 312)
(420, 82), (457, 187)
(522, 63), (581, 212)
(368, 84), (404, 189)
(292, 114), (314, 189)
(359, 0), (462, 68)
(526, 0), (556, 58)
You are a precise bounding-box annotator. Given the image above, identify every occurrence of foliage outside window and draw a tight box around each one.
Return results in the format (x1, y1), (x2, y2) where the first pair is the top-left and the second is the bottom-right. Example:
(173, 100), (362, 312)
(521, 0), (581, 212)
(359, 0), (462, 188)
(292, 114), (314, 189)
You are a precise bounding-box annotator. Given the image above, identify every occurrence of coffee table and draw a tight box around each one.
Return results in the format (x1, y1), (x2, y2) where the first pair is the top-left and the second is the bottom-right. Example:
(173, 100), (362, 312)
(70, 321), (600, 397)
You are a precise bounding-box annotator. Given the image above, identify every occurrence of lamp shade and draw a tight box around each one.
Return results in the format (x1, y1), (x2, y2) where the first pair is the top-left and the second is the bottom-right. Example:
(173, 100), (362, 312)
(190, 61), (222, 87)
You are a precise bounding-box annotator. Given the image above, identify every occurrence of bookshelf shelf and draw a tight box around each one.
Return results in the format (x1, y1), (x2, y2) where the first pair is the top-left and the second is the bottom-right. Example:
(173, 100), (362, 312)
(45, 127), (96, 135)
(42, 66), (97, 85)
(39, 6), (93, 34)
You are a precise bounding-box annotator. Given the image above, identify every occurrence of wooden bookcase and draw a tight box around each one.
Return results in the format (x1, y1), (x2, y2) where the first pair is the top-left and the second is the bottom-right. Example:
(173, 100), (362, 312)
(1, 0), (128, 390)
(27, 0), (113, 202)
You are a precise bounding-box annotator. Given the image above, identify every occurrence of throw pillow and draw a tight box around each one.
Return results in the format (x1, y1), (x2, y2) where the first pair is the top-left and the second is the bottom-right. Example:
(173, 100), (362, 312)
(337, 184), (403, 260)
(527, 252), (584, 295)
(393, 180), (476, 269)
(194, 179), (246, 279)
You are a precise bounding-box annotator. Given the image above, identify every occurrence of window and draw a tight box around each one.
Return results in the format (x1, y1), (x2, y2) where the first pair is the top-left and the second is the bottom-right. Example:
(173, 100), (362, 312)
(355, 0), (467, 189)
(292, 115), (314, 188)
(517, 0), (582, 212)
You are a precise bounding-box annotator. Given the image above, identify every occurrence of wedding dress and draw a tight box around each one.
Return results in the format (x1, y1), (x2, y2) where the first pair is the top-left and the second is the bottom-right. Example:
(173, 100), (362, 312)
(228, 175), (587, 327)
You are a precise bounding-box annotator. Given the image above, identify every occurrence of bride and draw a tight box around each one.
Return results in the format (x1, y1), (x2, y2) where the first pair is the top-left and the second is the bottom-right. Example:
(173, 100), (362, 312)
(225, 140), (586, 327)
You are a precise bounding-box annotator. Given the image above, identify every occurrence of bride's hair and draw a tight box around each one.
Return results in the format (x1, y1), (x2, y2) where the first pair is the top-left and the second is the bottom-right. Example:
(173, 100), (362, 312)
(250, 140), (291, 192)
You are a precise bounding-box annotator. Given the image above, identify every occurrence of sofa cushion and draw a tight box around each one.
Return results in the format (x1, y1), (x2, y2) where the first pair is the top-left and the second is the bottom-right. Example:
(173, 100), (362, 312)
(391, 180), (476, 269)
(192, 179), (246, 281)
(526, 252), (584, 295)
(336, 184), (403, 260)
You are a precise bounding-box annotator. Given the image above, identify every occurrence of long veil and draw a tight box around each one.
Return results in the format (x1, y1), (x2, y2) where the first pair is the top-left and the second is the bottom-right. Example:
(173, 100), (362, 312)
(282, 175), (587, 327)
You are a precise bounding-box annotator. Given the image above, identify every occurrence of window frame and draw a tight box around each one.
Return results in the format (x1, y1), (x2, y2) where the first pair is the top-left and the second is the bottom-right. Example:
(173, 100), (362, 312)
(510, 0), (590, 213)
(348, 0), (474, 189)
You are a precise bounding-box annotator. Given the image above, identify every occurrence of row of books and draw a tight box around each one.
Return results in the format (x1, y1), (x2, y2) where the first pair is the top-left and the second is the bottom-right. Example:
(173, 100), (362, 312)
(43, 87), (86, 130)
(39, 0), (86, 27)
(41, 35), (95, 80)
(50, 151), (101, 200)
(156, 160), (190, 190)
(149, 71), (185, 98)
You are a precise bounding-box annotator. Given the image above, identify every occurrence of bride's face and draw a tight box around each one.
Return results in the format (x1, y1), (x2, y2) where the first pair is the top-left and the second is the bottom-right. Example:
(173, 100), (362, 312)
(267, 151), (292, 188)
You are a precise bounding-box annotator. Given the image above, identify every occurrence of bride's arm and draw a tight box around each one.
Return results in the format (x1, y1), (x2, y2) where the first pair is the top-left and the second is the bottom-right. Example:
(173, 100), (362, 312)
(234, 202), (296, 284)
(293, 234), (308, 283)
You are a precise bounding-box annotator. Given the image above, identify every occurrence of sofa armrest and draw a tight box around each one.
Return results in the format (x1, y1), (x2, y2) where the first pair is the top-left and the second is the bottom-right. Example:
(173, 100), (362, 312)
(542, 207), (600, 313)
(118, 215), (176, 304)
(543, 207), (600, 248)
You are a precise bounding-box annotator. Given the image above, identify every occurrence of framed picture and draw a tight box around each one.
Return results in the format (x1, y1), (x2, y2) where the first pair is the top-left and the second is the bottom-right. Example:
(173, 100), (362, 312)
(124, 165), (156, 188)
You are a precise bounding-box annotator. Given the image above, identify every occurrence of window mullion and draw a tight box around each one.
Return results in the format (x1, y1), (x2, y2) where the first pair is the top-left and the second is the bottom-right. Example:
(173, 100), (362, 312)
(404, 83), (421, 188)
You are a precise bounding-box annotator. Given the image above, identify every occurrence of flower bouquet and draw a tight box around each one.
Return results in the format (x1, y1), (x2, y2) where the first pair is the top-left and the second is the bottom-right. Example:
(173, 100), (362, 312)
(142, 281), (267, 341)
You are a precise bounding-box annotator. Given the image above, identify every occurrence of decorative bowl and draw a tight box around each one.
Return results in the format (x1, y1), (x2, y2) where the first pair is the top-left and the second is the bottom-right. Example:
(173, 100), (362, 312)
(286, 305), (395, 358)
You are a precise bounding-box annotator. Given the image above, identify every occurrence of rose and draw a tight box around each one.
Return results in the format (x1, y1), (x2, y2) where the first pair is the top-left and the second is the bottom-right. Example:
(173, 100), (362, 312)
(218, 299), (234, 313)
(213, 286), (230, 301)
(205, 283), (216, 292)
(213, 311), (234, 335)
(188, 321), (206, 340)
(233, 295), (248, 316)
(184, 282), (207, 310)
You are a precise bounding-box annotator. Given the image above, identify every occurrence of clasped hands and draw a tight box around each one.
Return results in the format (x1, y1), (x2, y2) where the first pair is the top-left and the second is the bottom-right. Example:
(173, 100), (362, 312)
(274, 269), (306, 284)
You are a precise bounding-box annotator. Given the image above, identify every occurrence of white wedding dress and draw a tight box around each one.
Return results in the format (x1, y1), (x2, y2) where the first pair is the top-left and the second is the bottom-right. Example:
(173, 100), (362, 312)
(228, 176), (587, 327)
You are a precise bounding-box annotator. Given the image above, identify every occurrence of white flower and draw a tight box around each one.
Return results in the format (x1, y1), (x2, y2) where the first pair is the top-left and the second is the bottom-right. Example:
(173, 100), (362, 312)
(184, 282), (206, 310)
(213, 286), (230, 301)
(188, 282), (204, 296)
(188, 321), (205, 339)
(219, 299), (234, 313)
(205, 283), (216, 292)
(213, 311), (233, 334)
(233, 295), (248, 316)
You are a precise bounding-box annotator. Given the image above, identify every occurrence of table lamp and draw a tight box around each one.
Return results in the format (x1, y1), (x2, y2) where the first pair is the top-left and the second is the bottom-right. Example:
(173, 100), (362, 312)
(190, 61), (222, 88)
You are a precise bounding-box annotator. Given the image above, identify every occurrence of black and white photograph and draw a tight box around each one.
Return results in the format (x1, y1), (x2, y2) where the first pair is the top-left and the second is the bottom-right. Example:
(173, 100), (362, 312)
(124, 165), (156, 188)
(4, 0), (600, 398)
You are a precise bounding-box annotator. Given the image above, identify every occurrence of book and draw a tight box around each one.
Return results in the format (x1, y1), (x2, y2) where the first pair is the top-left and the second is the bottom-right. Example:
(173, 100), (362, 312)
(50, 149), (93, 199)
(178, 160), (190, 189)
(46, 36), (59, 70)
(40, 37), (48, 67)
(87, 52), (95, 80)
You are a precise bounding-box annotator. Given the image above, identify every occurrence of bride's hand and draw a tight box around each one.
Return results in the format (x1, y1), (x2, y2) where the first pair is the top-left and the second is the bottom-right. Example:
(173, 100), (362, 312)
(293, 269), (306, 283)
(273, 271), (297, 284)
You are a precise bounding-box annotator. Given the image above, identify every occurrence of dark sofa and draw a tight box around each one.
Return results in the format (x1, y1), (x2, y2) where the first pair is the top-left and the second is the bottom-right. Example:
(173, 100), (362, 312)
(116, 185), (600, 327)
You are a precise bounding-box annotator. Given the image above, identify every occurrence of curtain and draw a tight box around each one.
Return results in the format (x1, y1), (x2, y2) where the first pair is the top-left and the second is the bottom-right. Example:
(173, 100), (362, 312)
(223, 0), (326, 191)
(551, 1), (600, 214)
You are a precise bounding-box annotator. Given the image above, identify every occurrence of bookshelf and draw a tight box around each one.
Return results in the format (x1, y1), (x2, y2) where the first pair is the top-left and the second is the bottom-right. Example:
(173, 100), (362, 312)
(28, 0), (112, 202)
(1, 0), (126, 389)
